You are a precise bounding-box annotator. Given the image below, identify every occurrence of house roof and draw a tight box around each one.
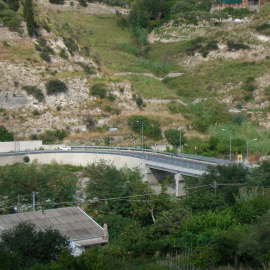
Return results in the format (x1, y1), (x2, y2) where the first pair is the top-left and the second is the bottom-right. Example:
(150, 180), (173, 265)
(0, 207), (108, 246)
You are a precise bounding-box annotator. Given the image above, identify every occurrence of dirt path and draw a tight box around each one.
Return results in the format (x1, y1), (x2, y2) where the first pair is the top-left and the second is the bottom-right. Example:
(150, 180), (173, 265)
(146, 98), (187, 105)
(113, 72), (184, 81)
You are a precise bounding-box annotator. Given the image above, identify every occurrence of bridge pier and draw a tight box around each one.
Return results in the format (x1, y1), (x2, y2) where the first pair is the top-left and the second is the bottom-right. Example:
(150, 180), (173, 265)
(142, 167), (159, 184)
(175, 173), (185, 197)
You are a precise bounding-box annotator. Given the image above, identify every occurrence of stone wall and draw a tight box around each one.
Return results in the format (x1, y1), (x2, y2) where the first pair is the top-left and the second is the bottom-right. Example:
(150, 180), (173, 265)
(0, 141), (43, 152)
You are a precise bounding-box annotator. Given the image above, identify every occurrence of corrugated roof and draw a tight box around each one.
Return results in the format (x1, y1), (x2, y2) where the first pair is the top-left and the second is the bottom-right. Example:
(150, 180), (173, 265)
(0, 207), (106, 243)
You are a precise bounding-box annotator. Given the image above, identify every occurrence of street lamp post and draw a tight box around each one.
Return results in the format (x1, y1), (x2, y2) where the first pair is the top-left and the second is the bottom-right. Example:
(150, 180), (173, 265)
(136, 120), (144, 150)
(221, 129), (232, 161)
(246, 138), (257, 163)
(179, 128), (182, 152)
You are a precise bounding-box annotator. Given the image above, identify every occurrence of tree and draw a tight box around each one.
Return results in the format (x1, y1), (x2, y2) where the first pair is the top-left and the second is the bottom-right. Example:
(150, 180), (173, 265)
(0, 222), (69, 268)
(49, 0), (65, 4)
(46, 80), (68, 95)
(164, 128), (186, 148)
(23, 0), (37, 36)
(129, 0), (175, 29)
(128, 115), (162, 140)
(0, 163), (78, 207)
(248, 161), (270, 187)
(184, 164), (249, 211)
(4, 0), (20, 11)
(85, 162), (148, 216)
(0, 126), (14, 141)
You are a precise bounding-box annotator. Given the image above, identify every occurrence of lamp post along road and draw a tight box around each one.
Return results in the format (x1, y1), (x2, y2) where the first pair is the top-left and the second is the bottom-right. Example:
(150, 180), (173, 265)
(136, 120), (144, 150)
(221, 129), (232, 161)
(179, 129), (182, 152)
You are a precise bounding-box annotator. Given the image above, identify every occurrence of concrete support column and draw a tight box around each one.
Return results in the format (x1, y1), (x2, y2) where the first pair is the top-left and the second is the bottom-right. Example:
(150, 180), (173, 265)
(142, 166), (158, 184)
(175, 173), (185, 197)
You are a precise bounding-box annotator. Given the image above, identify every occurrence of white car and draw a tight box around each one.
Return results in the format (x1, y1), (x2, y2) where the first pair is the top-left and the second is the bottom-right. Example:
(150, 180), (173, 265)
(59, 146), (72, 151)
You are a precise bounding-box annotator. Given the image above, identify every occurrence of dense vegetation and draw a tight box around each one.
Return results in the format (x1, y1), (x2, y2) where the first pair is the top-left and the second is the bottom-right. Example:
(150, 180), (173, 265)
(0, 163), (77, 212)
(0, 223), (68, 269)
(0, 126), (14, 142)
(1, 161), (270, 269)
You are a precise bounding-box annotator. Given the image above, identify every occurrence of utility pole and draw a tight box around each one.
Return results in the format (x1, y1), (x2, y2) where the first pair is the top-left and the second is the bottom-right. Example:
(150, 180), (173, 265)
(141, 121), (144, 150)
(221, 129), (232, 161)
(229, 134), (232, 161)
(179, 129), (182, 152)
(137, 120), (144, 150)
(32, 192), (36, 211)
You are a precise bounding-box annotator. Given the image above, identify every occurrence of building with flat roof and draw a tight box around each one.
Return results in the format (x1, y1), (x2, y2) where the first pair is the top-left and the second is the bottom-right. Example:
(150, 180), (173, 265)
(0, 206), (108, 256)
(212, 0), (269, 10)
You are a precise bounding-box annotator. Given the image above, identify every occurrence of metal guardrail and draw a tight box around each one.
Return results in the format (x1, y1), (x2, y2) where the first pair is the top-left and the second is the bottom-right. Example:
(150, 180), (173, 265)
(69, 145), (231, 165)
(0, 146), (232, 174)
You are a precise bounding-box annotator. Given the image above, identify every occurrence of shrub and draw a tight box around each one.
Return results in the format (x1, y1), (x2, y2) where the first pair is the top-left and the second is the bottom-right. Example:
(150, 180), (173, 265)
(90, 83), (107, 99)
(0, 126), (14, 141)
(265, 85), (270, 97)
(184, 37), (218, 57)
(78, 0), (87, 7)
(40, 51), (51, 62)
(35, 39), (54, 62)
(227, 40), (250, 52)
(40, 129), (68, 144)
(59, 49), (69, 59)
(63, 37), (78, 55)
(167, 101), (189, 115)
(165, 129), (186, 147)
(77, 62), (95, 75)
(46, 80), (68, 95)
(49, 0), (65, 4)
(256, 23), (270, 36)
(22, 85), (45, 102)
(135, 95), (144, 108)
(242, 77), (256, 92)
(128, 115), (162, 140)
(83, 114), (96, 130)
(23, 156), (30, 163)
(189, 100), (231, 132)
(0, 8), (22, 31)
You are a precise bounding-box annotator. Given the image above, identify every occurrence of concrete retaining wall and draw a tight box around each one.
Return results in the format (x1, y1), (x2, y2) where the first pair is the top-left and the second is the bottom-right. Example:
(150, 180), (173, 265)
(0, 141), (43, 152)
(26, 153), (145, 170)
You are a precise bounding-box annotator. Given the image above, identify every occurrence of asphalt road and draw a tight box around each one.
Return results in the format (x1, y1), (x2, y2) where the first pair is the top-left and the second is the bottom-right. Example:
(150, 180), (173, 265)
(0, 147), (230, 173)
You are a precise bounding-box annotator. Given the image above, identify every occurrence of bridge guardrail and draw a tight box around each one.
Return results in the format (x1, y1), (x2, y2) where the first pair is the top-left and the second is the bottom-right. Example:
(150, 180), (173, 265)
(69, 145), (230, 165)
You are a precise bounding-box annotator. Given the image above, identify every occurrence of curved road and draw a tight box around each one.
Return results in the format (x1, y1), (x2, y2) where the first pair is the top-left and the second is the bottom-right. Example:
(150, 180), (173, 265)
(0, 146), (230, 174)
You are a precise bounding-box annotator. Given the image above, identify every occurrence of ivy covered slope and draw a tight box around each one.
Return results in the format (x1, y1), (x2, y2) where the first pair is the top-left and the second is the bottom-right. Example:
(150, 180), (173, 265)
(2, 0), (270, 158)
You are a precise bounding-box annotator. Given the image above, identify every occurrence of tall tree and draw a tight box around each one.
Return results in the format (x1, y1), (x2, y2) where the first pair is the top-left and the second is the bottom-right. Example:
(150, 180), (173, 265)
(23, 0), (36, 36)
(0, 222), (69, 268)
(4, 0), (20, 11)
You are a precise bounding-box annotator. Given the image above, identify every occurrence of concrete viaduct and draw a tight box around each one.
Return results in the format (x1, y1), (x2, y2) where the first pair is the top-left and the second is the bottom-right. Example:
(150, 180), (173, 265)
(0, 147), (231, 196)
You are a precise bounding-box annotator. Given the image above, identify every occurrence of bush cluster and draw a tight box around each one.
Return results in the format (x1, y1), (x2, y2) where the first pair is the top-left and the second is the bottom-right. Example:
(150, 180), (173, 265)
(63, 37), (79, 55)
(184, 37), (218, 58)
(227, 40), (250, 51)
(0, 1), (22, 31)
(35, 129), (69, 144)
(128, 115), (162, 140)
(35, 38), (54, 62)
(22, 85), (44, 102)
(90, 83), (108, 99)
(46, 80), (68, 95)
(0, 126), (14, 141)
(49, 0), (65, 4)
